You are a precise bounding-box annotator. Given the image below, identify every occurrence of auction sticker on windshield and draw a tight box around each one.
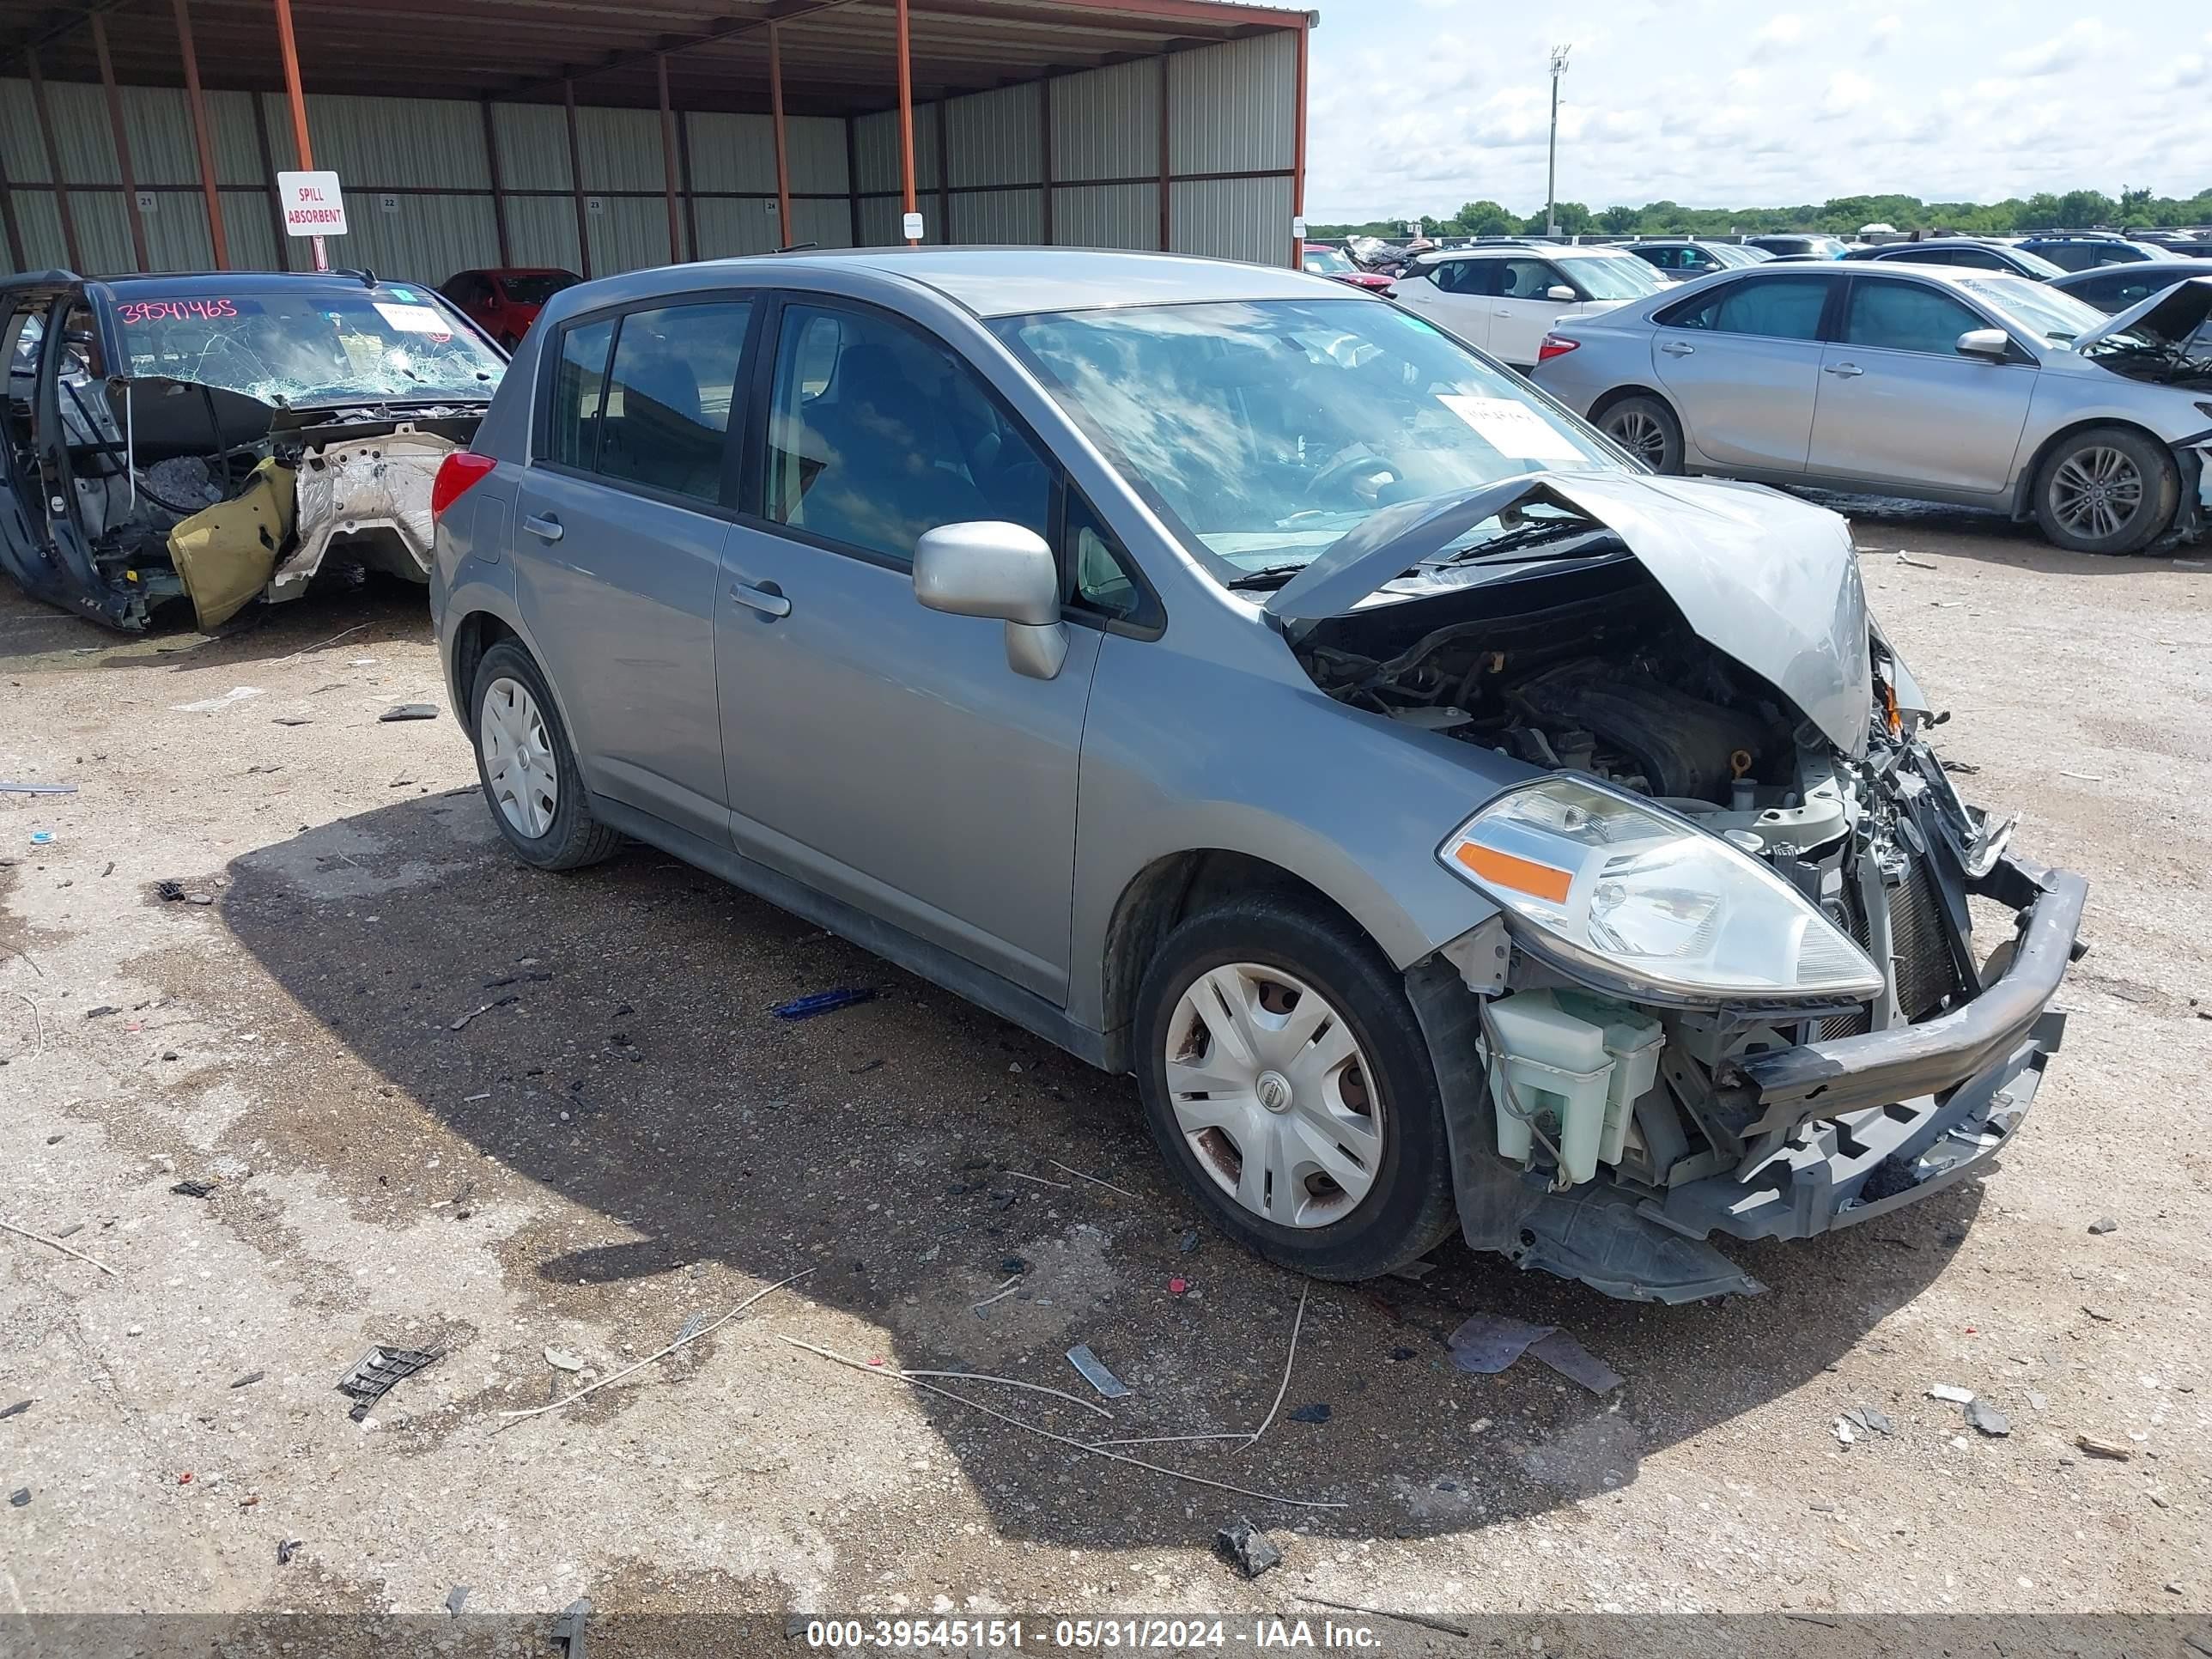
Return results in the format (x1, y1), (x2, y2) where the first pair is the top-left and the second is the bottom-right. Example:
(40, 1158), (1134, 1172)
(1437, 394), (1584, 462)
(373, 302), (453, 339)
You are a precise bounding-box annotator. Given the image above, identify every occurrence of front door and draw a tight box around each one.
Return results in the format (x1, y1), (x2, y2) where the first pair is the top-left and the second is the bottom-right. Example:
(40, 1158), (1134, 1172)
(1650, 272), (1838, 472)
(1805, 276), (2037, 495)
(1486, 257), (1584, 367)
(714, 297), (1100, 1001)
(512, 298), (754, 842)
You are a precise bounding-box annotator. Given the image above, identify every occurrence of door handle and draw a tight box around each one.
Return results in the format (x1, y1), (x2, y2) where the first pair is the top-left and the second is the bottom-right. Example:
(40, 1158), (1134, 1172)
(1659, 341), (1695, 357)
(1824, 362), (1865, 377)
(522, 513), (563, 542)
(729, 580), (791, 619)
(1494, 309), (1513, 318)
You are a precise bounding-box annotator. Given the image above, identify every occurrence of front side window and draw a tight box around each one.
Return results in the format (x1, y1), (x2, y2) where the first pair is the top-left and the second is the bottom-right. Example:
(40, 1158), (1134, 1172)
(1660, 275), (1833, 340)
(995, 297), (1617, 587)
(764, 303), (1050, 566)
(595, 301), (750, 504)
(1498, 258), (1565, 299)
(1841, 281), (1986, 355)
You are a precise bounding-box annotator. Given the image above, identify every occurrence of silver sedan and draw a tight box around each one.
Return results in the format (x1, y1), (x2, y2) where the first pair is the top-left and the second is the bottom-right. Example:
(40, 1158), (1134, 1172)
(1529, 262), (2212, 553)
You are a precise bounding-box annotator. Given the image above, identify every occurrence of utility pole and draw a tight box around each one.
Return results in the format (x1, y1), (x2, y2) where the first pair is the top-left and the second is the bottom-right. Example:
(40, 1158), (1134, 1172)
(1546, 43), (1571, 240)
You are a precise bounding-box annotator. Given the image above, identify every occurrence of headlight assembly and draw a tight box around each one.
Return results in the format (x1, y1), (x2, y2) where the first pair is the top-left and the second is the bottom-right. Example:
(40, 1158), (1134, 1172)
(1438, 775), (1885, 1006)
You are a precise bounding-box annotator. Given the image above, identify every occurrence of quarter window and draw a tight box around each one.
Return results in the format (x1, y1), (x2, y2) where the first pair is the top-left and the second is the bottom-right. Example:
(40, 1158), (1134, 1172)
(763, 303), (1051, 567)
(1841, 281), (1987, 356)
(546, 317), (614, 471)
(595, 301), (750, 504)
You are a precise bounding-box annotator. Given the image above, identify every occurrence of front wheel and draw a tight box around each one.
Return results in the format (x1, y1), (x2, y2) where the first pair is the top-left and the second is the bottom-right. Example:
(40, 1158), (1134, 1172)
(2033, 426), (2179, 555)
(1132, 896), (1457, 1280)
(1596, 393), (1684, 474)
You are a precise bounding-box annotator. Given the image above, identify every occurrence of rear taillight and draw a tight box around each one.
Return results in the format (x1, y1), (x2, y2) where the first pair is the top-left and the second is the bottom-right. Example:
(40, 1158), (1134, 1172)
(1536, 334), (1579, 363)
(430, 452), (496, 523)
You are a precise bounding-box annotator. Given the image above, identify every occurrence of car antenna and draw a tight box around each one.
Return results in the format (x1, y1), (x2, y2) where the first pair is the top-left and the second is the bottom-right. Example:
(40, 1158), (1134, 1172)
(331, 266), (378, 289)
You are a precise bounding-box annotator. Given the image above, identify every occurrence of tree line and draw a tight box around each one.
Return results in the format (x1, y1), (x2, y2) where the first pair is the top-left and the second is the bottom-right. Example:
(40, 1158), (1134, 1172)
(1310, 185), (2212, 241)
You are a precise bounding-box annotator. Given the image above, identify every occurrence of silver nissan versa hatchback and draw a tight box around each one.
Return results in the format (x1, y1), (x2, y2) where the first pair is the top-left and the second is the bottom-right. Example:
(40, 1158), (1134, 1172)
(428, 249), (2087, 1304)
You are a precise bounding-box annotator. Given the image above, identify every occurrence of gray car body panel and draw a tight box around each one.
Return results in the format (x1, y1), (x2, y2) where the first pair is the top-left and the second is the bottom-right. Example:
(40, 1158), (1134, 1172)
(1267, 468), (1874, 758)
(1531, 262), (2212, 521)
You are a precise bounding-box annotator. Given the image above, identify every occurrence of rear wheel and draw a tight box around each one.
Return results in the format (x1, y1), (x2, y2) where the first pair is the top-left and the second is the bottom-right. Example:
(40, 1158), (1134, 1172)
(1596, 393), (1684, 474)
(2033, 425), (2178, 555)
(1132, 895), (1457, 1280)
(470, 641), (622, 871)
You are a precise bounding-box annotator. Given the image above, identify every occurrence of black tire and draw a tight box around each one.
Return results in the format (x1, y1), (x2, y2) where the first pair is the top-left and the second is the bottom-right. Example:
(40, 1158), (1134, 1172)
(2032, 424), (2179, 555)
(469, 641), (622, 872)
(1595, 392), (1684, 474)
(1132, 894), (1458, 1281)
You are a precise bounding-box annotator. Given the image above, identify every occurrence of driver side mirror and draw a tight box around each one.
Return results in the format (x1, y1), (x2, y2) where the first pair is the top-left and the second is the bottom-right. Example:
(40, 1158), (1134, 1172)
(1546, 284), (1578, 302)
(1956, 327), (2012, 360)
(914, 520), (1067, 681)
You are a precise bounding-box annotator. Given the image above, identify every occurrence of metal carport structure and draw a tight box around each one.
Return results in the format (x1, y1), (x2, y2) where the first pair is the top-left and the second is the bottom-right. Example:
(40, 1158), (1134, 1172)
(0, 0), (1314, 285)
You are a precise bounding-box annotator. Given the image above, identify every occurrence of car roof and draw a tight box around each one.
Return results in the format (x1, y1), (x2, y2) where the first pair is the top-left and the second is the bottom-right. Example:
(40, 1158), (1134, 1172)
(85, 270), (405, 294)
(1422, 244), (1635, 263)
(720, 246), (1328, 319)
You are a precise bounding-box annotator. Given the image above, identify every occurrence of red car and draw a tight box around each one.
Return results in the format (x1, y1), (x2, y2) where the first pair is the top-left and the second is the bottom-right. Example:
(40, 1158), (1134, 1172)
(438, 268), (581, 349)
(1300, 242), (1395, 295)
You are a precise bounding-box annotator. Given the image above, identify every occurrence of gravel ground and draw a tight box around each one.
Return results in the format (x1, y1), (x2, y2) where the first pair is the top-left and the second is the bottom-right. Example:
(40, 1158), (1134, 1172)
(0, 504), (2206, 1644)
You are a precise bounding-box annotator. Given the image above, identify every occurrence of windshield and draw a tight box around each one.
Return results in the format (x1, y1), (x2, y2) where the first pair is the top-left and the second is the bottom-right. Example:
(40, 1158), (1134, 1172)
(1955, 276), (2112, 346)
(1303, 247), (1357, 276)
(1553, 254), (1668, 300)
(994, 298), (1620, 583)
(501, 273), (578, 305)
(2002, 245), (2067, 278)
(112, 284), (505, 406)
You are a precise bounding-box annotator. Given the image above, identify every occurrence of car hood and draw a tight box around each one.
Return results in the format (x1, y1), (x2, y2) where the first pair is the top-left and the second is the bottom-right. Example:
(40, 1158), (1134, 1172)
(1264, 470), (1874, 757)
(2073, 273), (2212, 352)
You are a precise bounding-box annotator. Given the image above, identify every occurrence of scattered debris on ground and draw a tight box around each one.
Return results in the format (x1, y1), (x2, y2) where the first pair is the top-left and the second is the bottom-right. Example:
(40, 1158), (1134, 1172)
(335, 1345), (441, 1421)
(1446, 1314), (1623, 1394)
(1, 1218), (118, 1277)
(2089, 1217), (2119, 1235)
(169, 1179), (217, 1200)
(2078, 1434), (2135, 1461)
(772, 988), (876, 1020)
(0, 1401), (28, 1420)
(1296, 1598), (1472, 1638)
(1288, 1402), (1332, 1425)
(379, 703), (439, 722)
(1066, 1344), (1130, 1400)
(1928, 1383), (1975, 1403)
(551, 1596), (591, 1658)
(1214, 1516), (1282, 1580)
(0, 781), (76, 796)
(276, 1540), (300, 1565)
(445, 1586), (470, 1619)
(543, 1347), (586, 1373)
(1965, 1401), (2011, 1437)
(229, 1371), (264, 1389)
(448, 995), (518, 1031)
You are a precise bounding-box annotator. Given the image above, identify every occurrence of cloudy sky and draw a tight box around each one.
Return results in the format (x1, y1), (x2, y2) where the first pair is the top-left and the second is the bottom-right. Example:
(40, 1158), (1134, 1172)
(1304, 0), (2212, 222)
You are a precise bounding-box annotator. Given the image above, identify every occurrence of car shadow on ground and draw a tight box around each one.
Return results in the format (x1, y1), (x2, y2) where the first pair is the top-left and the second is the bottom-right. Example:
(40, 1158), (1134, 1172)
(216, 789), (1986, 1550)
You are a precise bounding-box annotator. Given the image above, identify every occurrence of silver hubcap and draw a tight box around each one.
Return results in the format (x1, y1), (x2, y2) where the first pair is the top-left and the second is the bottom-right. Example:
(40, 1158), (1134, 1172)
(2051, 446), (2143, 540)
(481, 676), (558, 839)
(1607, 408), (1668, 467)
(1164, 963), (1382, 1229)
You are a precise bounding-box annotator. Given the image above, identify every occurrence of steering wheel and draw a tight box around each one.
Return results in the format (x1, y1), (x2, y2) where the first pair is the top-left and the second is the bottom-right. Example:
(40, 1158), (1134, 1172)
(1303, 446), (1399, 506)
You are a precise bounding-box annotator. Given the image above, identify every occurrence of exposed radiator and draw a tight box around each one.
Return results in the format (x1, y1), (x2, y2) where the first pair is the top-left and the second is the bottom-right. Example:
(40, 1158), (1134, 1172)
(1818, 855), (1966, 1042)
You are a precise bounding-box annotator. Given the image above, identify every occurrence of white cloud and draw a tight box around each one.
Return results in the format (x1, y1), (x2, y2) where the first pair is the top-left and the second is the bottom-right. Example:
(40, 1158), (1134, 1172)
(1822, 70), (1875, 114)
(1865, 14), (1903, 52)
(1748, 13), (1808, 60)
(1997, 17), (2124, 76)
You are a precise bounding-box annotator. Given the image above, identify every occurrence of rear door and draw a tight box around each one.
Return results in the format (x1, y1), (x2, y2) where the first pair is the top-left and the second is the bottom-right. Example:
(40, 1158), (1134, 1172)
(1805, 275), (2036, 495)
(512, 295), (755, 842)
(1648, 271), (1838, 472)
(1395, 258), (1493, 350)
(713, 295), (1103, 1001)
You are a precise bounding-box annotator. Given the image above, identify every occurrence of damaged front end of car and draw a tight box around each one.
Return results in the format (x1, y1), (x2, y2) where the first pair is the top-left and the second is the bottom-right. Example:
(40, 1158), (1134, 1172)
(1269, 471), (2087, 1303)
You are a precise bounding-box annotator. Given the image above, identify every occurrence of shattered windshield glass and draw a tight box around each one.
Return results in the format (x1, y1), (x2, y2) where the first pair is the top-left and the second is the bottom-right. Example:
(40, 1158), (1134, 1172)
(112, 286), (506, 407)
(994, 298), (1618, 586)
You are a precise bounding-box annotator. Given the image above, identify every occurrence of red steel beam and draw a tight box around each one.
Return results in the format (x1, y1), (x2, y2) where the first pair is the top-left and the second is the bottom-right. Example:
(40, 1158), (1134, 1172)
(564, 77), (592, 277)
(769, 22), (793, 248)
(172, 0), (229, 269)
(270, 0), (325, 269)
(896, 0), (918, 245)
(934, 92), (949, 244)
(23, 51), (82, 273)
(657, 51), (683, 262)
(480, 96), (513, 264)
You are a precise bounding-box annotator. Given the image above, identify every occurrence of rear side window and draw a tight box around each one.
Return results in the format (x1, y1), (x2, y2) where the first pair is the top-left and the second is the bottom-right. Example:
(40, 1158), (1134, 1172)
(1842, 281), (1985, 356)
(1659, 275), (1832, 340)
(547, 318), (614, 470)
(762, 302), (1051, 567)
(596, 301), (750, 504)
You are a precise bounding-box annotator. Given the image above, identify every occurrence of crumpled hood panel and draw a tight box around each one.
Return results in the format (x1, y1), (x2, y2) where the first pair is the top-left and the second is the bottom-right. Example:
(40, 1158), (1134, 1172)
(1267, 470), (1873, 757)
